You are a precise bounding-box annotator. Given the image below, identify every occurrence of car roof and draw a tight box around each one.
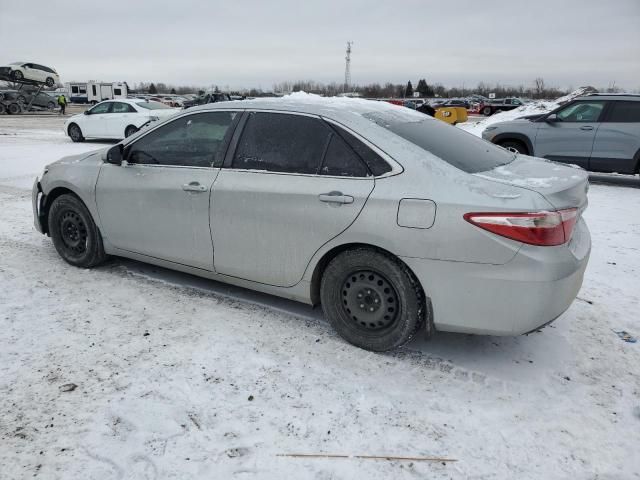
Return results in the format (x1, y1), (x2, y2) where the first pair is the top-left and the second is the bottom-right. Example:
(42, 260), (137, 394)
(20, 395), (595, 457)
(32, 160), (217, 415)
(581, 93), (640, 101)
(187, 92), (428, 125)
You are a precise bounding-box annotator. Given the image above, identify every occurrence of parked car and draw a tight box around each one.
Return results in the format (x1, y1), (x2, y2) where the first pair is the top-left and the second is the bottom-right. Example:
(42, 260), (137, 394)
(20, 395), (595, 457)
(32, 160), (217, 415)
(64, 99), (179, 141)
(479, 97), (525, 116)
(33, 98), (590, 351)
(482, 94), (640, 174)
(0, 89), (27, 103)
(439, 99), (471, 109)
(0, 62), (60, 87)
(183, 92), (231, 108)
(23, 91), (57, 110)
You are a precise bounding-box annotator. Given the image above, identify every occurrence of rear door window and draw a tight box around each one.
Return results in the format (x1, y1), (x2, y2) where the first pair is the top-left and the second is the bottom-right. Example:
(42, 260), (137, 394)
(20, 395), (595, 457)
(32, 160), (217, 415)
(232, 112), (330, 174)
(112, 102), (136, 113)
(605, 101), (640, 122)
(319, 134), (370, 177)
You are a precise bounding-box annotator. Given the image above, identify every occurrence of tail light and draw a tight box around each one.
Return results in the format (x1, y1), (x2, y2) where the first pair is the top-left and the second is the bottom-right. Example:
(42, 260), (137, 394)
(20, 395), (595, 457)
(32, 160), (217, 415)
(463, 208), (578, 246)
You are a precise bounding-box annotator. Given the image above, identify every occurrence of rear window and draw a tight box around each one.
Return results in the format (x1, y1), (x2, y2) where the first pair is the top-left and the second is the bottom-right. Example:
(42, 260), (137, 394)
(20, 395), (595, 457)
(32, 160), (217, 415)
(362, 110), (514, 173)
(136, 101), (172, 110)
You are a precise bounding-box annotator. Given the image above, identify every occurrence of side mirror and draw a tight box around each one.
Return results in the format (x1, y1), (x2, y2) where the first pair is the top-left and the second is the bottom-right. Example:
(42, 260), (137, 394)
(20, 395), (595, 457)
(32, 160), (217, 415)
(84, 110), (90, 115)
(105, 145), (123, 165)
(545, 113), (558, 123)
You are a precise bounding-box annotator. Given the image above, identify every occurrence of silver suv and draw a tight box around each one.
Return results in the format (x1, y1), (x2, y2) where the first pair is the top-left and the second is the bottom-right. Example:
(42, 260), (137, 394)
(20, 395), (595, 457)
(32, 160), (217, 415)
(482, 94), (640, 174)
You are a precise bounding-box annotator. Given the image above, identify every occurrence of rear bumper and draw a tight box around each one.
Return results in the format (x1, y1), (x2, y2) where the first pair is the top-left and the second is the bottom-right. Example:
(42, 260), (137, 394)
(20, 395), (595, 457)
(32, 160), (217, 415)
(402, 218), (591, 335)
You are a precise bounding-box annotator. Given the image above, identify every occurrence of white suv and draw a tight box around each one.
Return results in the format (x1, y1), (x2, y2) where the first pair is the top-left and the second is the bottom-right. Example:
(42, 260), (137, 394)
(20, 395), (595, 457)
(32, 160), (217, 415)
(0, 62), (60, 87)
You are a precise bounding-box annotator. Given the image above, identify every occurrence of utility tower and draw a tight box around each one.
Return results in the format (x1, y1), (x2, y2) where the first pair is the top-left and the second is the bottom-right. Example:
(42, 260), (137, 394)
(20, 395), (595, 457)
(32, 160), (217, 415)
(344, 41), (353, 92)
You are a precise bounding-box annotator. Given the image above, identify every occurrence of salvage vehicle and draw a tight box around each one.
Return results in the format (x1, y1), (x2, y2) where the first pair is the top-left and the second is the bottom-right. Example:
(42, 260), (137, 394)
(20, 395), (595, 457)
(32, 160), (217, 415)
(0, 62), (59, 87)
(33, 96), (591, 351)
(64, 99), (179, 141)
(183, 92), (231, 108)
(482, 94), (640, 174)
(480, 97), (525, 116)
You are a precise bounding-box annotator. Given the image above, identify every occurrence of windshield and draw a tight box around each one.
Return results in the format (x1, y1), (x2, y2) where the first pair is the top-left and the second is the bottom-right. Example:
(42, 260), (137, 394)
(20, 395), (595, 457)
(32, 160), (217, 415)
(136, 101), (172, 110)
(363, 109), (515, 173)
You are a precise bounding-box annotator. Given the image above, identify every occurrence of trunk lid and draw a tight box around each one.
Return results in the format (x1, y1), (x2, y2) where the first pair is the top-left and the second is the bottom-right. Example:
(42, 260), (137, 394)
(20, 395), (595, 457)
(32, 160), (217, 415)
(475, 156), (589, 210)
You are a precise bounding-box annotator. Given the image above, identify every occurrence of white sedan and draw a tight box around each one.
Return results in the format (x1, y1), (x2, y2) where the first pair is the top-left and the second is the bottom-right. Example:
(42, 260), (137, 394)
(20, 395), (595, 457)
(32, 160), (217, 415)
(65, 99), (179, 142)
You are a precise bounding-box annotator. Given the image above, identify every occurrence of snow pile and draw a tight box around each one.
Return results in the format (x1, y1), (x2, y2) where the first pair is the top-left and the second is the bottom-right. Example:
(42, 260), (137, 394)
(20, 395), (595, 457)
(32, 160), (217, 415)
(458, 86), (598, 137)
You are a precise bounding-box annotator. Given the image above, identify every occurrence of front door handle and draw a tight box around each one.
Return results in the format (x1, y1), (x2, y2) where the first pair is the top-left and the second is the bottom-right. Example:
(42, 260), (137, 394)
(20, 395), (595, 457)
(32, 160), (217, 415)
(580, 125), (594, 131)
(182, 181), (207, 192)
(318, 191), (354, 204)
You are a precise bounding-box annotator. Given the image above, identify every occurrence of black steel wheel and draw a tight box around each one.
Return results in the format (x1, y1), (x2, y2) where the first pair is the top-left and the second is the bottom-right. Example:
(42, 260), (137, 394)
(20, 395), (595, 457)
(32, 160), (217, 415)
(68, 123), (84, 142)
(46, 77), (55, 87)
(321, 248), (428, 351)
(47, 101), (56, 111)
(125, 125), (138, 138)
(48, 194), (106, 268)
(7, 103), (21, 114)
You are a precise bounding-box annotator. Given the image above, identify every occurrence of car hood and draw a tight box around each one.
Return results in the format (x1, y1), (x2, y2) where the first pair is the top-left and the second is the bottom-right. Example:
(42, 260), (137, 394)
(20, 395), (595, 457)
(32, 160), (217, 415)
(46, 149), (104, 169)
(474, 156), (589, 210)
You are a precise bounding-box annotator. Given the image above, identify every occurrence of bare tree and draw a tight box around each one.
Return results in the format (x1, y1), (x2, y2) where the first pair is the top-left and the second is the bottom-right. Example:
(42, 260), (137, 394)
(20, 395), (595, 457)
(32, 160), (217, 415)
(534, 77), (545, 98)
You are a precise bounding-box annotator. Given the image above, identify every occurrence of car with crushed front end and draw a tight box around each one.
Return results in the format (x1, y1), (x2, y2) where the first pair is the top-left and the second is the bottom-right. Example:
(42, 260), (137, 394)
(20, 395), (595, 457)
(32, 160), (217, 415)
(482, 94), (640, 174)
(33, 95), (591, 351)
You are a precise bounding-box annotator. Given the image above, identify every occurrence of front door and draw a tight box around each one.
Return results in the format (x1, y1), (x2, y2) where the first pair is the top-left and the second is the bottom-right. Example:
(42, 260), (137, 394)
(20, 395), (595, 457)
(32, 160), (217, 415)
(96, 110), (239, 270)
(211, 111), (375, 287)
(83, 101), (112, 137)
(534, 100), (606, 168)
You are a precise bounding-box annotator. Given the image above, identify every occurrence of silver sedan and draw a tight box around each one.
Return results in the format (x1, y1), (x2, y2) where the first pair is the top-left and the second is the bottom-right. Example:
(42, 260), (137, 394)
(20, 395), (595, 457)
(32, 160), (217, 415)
(32, 96), (591, 351)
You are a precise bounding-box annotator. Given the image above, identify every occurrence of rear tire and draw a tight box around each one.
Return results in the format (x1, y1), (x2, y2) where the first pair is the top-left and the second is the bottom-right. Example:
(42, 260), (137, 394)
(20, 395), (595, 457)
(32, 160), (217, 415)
(499, 140), (529, 155)
(7, 103), (21, 114)
(45, 77), (55, 87)
(68, 123), (84, 142)
(124, 125), (138, 138)
(320, 248), (426, 351)
(12, 70), (23, 81)
(48, 194), (106, 268)
(482, 106), (492, 116)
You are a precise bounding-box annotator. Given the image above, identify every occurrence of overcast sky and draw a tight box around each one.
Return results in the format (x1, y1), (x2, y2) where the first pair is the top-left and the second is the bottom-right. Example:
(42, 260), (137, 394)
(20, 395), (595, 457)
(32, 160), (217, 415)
(1, 0), (638, 91)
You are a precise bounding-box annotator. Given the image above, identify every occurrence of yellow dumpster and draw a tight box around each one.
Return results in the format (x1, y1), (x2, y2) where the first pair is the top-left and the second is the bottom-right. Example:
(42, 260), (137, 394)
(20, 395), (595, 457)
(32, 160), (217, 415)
(434, 107), (468, 125)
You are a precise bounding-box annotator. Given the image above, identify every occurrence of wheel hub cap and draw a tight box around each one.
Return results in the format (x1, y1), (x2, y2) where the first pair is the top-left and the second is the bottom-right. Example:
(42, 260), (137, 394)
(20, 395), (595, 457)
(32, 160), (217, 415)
(341, 270), (399, 330)
(60, 211), (87, 253)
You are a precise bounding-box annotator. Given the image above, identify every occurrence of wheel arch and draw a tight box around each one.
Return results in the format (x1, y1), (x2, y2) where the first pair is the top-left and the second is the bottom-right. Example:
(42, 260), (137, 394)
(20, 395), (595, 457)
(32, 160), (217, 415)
(491, 132), (533, 155)
(40, 186), (85, 234)
(308, 242), (424, 306)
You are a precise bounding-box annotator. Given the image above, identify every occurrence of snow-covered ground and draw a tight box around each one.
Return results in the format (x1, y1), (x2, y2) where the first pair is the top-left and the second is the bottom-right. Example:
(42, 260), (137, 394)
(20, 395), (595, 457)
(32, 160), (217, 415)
(459, 87), (594, 137)
(1, 119), (639, 479)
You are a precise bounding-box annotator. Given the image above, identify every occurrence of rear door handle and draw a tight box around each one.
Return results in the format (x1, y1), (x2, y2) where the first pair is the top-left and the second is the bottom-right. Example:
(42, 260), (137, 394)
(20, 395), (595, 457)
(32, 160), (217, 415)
(580, 125), (594, 131)
(182, 181), (207, 192)
(318, 191), (354, 204)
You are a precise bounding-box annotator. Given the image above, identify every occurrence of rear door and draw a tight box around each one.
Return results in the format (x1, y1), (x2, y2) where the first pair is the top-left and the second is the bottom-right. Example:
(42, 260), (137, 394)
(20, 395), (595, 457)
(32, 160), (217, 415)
(590, 101), (640, 174)
(96, 111), (239, 270)
(211, 111), (375, 287)
(533, 100), (606, 168)
(107, 101), (138, 138)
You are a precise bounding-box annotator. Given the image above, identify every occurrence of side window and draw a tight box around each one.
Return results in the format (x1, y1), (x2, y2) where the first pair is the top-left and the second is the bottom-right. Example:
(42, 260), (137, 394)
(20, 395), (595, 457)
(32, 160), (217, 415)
(127, 112), (237, 168)
(319, 134), (370, 177)
(330, 124), (392, 176)
(504, 99), (512, 105)
(606, 101), (640, 123)
(71, 86), (79, 94)
(114, 88), (122, 96)
(90, 102), (111, 114)
(556, 101), (605, 122)
(232, 112), (330, 174)
(92, 85), (97, 96)
(112, 102), (135, 113)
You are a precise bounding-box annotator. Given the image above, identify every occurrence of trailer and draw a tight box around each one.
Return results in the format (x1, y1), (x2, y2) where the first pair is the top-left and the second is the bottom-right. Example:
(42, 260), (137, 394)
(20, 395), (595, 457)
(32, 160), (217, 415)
(66, 81), (128, 104)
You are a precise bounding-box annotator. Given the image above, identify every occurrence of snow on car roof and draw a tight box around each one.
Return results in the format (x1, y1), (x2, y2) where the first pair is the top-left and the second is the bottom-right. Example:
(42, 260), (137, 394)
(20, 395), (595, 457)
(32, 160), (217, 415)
(190, 91), (431, 124)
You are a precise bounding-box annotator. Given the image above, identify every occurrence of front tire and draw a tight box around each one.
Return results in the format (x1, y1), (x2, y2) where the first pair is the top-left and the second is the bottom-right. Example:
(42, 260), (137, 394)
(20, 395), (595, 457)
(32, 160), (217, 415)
(47, 101), (56, 111)
(48, 194), (106, 268)
(68, 123), (84, 142)
(320, 248), (426, 351)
